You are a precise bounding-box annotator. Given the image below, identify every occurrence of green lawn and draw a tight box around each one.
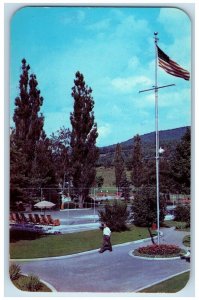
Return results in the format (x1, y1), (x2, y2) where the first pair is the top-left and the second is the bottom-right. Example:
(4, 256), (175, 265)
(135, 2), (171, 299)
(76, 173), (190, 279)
(96, 166), (131, 187)
(10, 226), (153, 259)
(163, 220), (190, 231)
(139, 271), (190, 293)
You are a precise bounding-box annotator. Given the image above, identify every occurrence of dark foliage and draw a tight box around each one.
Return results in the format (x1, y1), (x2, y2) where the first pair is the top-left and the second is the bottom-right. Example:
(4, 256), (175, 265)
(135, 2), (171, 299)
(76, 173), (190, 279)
(131, 186), (166, 227)
(174, 204), (190, 227)
(95, 176), (104, 188)
(70, 71), (99, 207)
(98, 200), (130, 232)
(10, 59), (55, 206)
(50, 127), (71, 186)
(170, 127), (191, 194)
(114, 143), (126, 188)
(131, 134), (144, 188)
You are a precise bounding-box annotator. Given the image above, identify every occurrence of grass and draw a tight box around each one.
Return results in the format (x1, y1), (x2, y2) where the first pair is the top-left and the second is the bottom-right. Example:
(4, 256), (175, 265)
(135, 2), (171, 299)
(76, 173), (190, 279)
(10, 225), (154, 259)
(183, 235), (190, 247)
(96, 166), (131, 187)
(96, 166), (116, 187)
(139, 271), (190, 293)
(163, 220), (190, 231)
(12, 275), (52, 292)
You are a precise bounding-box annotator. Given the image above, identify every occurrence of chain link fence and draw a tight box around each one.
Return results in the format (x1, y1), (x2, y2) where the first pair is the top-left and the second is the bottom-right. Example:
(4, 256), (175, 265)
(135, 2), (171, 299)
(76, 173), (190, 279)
(13, 187), (190, 213)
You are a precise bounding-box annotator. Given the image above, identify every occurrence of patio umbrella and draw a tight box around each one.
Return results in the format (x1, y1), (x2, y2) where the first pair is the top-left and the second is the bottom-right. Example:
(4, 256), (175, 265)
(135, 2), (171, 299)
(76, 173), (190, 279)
(34, 200), (55, 215)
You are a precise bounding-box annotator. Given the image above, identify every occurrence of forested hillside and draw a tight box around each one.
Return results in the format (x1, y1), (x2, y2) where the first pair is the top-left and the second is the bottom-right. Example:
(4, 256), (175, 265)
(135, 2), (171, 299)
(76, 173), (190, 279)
(98, 126), (190, 167)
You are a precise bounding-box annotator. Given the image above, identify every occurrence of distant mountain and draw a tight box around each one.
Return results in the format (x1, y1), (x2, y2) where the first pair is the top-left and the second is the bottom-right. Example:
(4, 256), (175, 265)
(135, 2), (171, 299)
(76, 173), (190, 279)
(98, 126), (190, 166)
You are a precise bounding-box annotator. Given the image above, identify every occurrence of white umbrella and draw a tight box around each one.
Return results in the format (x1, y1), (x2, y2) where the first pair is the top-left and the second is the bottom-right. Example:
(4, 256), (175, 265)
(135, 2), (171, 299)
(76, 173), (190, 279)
(34, 200), (55, 215)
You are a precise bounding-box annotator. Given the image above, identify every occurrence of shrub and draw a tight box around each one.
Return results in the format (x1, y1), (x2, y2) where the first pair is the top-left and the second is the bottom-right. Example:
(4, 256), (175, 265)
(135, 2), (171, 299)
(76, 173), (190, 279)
(175, 222), (188, 230)
(19, 274), (42, 292)
(83, 196), (100, 208)
(183, 235), (190, 247)
(134, 244), (181, 257)
(98, 200), (130, 231)
(174, 205), (190, 227)
(63, 202), (76, 209)
(9, 263), (21, 280)
(131, 186), (166, 227)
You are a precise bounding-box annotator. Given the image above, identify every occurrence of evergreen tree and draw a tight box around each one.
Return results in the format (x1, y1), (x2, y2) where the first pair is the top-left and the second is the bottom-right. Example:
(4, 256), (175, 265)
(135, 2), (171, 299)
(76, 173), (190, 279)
(10, 59), (53, 206)
(114, 143), (126, 188)
(50, 127), (71, 188)
(30, 131), (55, 187)
(120, 175), (131, 202)
(95, 176), (104, 189)
(10, 128), (29, 207)
(170, 127), (191, 194)
(13, 60), (44, 162)
(131, 185), (166, 242)
(131, 134), (143, 188)
(142, 157), (172, 195)
(70, 71), (99, 208)
(98, 200), (130, 232)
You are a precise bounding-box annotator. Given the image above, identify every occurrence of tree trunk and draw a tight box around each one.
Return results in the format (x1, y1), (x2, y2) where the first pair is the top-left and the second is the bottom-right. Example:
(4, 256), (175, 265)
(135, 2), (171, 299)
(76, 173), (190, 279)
(147, 226), (156, 244)
(78, 194), (84, 208)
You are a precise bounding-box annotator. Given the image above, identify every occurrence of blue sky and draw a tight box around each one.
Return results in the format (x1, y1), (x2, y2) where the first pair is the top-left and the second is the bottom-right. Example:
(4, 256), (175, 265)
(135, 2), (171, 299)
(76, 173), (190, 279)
(10, 6), (191, 147)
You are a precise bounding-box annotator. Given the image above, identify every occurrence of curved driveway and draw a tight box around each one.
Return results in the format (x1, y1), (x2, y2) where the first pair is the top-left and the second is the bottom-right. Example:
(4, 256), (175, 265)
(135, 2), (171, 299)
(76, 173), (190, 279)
(13, 227), (191, 293)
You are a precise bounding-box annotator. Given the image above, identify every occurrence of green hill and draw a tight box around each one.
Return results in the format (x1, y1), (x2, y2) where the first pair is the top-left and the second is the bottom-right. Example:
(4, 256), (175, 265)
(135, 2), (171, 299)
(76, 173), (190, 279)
(98, 126), (190, 166)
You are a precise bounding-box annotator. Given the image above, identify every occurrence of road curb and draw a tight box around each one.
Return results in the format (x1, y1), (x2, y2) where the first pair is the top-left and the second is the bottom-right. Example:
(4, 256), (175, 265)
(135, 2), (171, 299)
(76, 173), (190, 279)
(10, 235), (159, 262)
(21, 273), (57, 292)
(133, 269), (191, 292)
(128, 250), (182, 260)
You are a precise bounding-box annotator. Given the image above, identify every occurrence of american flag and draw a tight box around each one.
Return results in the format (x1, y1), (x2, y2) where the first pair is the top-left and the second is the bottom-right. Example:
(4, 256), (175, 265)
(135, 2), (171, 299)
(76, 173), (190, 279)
(157, 46), (190, 81)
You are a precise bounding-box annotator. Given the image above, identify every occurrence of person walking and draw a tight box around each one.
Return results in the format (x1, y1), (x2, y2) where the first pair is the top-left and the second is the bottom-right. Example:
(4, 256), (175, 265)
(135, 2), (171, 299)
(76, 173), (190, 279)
(99, 223), (112, 253)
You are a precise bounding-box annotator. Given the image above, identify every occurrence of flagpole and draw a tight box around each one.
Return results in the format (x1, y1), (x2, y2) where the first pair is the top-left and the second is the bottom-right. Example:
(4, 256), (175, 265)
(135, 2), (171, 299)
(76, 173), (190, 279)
(138, 33), (175, 246)
(154, 32), (160, 244)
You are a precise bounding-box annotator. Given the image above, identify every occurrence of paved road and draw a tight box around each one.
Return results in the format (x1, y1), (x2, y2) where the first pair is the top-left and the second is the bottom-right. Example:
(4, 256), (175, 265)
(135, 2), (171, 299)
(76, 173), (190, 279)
(14, 227), (191, 293)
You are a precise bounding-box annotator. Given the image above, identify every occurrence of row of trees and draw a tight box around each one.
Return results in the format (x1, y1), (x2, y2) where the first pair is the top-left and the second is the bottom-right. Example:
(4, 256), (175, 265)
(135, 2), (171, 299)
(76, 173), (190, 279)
(10, 59), (191, 210)
(10, 59), (99, 208)
(113, 128), (191, 198)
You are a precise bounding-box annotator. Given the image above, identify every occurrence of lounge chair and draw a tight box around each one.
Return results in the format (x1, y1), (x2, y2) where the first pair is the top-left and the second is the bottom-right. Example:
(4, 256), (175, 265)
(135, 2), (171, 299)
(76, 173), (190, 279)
(20, 212), (29, 223)
(15, 212), (23, 223)
(34, 214), (45, 225)
(10, 212), (17, 223)
(28, 213), (37, 224)
(40, 214), (50, 225)
(46, 214), (60, 226)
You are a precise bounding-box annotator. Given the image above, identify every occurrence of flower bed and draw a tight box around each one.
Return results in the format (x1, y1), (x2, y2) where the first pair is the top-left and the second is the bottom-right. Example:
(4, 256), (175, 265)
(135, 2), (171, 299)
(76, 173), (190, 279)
(133, 244), (184, 258)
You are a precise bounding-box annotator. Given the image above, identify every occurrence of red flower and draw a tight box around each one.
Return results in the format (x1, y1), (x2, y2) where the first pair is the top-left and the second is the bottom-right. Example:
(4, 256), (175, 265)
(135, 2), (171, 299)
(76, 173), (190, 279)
(137, 244), (180, 256)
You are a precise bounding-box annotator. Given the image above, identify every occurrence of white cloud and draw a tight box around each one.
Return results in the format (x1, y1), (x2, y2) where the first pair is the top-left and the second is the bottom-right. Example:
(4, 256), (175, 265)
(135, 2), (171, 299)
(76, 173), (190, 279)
(98, 123), (111, 139)
(11, 7), (191, 147)
(157, 7), (191, 68)
(158, 8), (190, 38)
(111, 76), (153, 93)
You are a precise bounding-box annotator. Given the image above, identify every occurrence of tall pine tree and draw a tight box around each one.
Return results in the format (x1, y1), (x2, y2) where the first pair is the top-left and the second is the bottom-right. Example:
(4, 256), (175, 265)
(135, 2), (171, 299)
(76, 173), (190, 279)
(50, 127), (71, 188)
(114, 143), (126, 188)
(70, 71), (99, 208)
(170, 127), (191, 194)
(131, 134), (143, 189)
(10, 59), (52, 206)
